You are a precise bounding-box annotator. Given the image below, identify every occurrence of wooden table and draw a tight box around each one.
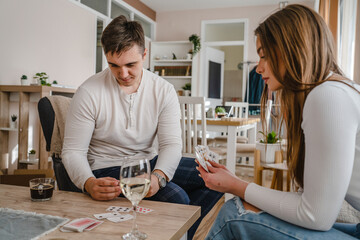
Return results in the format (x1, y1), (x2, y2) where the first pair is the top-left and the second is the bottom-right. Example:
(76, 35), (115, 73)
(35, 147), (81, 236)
(0, 184), (200, 240)
(200, 118), (260, 174)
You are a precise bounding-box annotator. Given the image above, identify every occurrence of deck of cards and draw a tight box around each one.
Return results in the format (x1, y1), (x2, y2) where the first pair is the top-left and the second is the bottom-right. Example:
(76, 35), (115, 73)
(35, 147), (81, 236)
(60, 205), (153, 233)
(195, 145), (219, 172)
(60, 218), (103, 232)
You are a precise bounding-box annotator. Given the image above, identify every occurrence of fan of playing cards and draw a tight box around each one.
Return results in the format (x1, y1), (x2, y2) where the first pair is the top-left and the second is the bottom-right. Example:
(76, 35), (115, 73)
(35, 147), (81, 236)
(195, 145), (219, 172)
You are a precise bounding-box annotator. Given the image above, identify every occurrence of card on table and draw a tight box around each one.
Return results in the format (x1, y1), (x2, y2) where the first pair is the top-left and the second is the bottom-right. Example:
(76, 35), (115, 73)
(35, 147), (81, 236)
(106, 206), (131, 213)
(106, 206), (153, 214)
(107, 214), (133, 223)
(93, 212), (122, 220)
(84, 221), (104, 231)
(136, 206), (153, 214)
(61, 218), (102, 232)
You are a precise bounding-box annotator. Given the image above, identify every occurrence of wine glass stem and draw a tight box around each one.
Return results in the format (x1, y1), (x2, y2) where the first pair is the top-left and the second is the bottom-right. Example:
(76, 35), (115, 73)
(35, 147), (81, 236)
(131, 204), (139, 233)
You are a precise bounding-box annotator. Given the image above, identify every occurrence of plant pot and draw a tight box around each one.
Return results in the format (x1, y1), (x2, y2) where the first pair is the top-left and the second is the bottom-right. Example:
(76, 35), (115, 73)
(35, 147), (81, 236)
(184, 90), (191, 96)
(186, 53), (192, 60)
(256, 142), (281, 164)
(21, 79), (30, 85)
(10, 121), (17, 129)
(29, 154), (36, 161)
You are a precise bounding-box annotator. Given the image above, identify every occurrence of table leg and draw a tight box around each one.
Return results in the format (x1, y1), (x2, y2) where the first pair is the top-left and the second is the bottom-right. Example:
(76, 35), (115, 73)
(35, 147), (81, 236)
(248, 123), (257, 144)
(226, 126), (237, 174)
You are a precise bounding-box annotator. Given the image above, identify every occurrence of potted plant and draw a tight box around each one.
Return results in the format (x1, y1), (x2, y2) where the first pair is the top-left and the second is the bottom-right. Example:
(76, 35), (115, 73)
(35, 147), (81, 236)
(33, 72), (51, 86)
(187, 49), (193, 60)
(10, 114), (17, 128)
(215, 107), (227, 118)
(189, 34), (201, 56)
(182, 83), (191, 96)
(20, 75), (29, 85)
(29, 149), (36, 161)
(256, 131), (281, 164)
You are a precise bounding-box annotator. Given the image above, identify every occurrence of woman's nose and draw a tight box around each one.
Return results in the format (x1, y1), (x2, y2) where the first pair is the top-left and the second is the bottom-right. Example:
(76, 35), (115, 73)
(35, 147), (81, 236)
(256, 64), (263, 74)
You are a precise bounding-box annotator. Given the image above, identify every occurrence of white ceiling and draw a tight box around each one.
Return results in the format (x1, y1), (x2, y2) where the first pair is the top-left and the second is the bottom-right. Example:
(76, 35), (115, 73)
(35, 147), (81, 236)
(140, 0), (306, 12)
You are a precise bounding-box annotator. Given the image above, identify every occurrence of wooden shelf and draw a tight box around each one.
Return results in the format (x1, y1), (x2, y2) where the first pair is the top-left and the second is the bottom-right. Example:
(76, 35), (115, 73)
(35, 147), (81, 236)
(0, 127), (18, 132)
(153, 59), (192, 63)
(0, 85), (76, 170)
(162, 76), (192, 79)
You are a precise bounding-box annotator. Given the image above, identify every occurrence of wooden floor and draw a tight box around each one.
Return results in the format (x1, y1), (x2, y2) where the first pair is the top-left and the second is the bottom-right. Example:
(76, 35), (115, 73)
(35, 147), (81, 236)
(193, 164), (285, 239)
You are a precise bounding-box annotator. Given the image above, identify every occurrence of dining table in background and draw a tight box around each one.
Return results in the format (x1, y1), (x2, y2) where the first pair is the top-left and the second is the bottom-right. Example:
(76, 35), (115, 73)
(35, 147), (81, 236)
(0, 184), (200, 240)
(200, 117), (260, 173)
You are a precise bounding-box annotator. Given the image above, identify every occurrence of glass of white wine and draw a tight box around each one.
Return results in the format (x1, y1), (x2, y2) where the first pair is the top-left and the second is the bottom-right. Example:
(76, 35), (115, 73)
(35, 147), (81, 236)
(120, 157), (151, 240)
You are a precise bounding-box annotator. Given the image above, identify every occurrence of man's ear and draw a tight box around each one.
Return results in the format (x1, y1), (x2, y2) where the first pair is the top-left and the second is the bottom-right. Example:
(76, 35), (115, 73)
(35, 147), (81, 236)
(142, 48), (148, 60)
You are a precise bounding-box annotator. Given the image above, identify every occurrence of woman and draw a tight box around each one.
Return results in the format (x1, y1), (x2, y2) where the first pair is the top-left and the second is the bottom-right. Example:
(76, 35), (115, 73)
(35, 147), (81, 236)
(199, 4), (360, 239)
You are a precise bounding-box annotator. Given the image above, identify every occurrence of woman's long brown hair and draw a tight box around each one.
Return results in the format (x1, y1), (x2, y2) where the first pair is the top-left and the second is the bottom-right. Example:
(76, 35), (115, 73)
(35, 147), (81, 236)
(255, 4), (348, 188)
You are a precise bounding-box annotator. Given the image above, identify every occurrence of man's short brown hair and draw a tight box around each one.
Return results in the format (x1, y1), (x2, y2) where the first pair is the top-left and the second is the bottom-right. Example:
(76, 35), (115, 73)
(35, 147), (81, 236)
(101, 15), (145, 55)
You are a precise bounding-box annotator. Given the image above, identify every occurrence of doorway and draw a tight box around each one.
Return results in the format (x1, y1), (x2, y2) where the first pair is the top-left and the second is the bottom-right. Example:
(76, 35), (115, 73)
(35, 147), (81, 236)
(200, 19), (248, 102)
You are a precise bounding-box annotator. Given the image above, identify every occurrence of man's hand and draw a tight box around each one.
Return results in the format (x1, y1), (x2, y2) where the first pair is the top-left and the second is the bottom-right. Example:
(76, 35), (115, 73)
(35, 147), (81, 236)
(85, 177), (121, 201)
(145, 170), (167, 198)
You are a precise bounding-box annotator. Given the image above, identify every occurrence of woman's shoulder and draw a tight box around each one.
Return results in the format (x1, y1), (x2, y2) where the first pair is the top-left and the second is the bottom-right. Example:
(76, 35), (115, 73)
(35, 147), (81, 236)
(308, 80), (360, 102)
(304, 80), (360, 118)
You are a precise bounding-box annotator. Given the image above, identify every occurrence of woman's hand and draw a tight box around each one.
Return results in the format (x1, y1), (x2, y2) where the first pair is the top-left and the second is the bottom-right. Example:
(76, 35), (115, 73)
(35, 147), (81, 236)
(197, 160), (249, 199)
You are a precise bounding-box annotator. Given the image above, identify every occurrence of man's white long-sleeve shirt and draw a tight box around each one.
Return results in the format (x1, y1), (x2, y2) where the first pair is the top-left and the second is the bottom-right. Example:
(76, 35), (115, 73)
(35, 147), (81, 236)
(62, 68), (182, 190)
(245, 81), (360, 230)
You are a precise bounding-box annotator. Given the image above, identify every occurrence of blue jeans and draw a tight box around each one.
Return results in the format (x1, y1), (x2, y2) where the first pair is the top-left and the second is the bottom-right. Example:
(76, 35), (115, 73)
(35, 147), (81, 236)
(206, 197), (360, 240)
(93, 156), (224, 240)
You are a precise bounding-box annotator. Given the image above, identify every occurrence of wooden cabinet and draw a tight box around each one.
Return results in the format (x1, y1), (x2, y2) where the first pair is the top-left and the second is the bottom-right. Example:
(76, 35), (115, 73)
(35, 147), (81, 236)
(150, 41), (196, 94)
(0, 85), (76, 170)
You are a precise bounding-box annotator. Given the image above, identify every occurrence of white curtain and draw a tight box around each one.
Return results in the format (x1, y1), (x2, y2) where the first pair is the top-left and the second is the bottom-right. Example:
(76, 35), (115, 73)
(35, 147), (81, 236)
(338, 0), (358, 80)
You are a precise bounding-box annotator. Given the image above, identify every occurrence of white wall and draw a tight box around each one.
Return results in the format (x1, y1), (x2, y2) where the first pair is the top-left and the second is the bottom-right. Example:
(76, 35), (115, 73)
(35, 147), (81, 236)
(155, 1), (314, 69)
(0, 0), (97, 172)
(0, 0), (96, 87)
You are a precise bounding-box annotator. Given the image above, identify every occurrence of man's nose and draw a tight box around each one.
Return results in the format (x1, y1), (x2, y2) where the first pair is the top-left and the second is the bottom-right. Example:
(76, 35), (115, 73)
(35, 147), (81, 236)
(119, 67), (129, 78)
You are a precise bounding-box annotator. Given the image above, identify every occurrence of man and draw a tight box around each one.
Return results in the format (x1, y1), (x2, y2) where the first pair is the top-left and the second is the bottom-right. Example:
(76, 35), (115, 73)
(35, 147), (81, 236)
(62, 15), (223, 239)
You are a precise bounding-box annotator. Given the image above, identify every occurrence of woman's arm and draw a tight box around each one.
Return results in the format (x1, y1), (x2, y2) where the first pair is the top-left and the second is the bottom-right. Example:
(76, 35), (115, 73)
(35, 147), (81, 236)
(246, 83), (358, 230)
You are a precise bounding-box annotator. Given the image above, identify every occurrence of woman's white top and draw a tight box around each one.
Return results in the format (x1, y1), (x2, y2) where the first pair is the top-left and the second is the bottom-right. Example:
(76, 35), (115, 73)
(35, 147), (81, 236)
(245, 80), (360, 230)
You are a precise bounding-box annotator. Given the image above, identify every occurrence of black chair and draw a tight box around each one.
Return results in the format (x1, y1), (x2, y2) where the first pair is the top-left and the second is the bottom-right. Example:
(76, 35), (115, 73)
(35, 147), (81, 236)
(38, 96), (81, 192)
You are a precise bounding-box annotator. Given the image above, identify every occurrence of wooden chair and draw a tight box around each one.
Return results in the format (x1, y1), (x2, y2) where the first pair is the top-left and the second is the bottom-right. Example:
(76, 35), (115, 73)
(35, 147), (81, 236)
(213, 101), (255, 167)
(14, 169), (55, 179)
(214, 101), (249, 144)
(38, 96), (81, 192)
(179, 96), (207, 158)
(178, 96), (226, 159)
(0, 174), (46, 187)
(253, 149), (290, 191)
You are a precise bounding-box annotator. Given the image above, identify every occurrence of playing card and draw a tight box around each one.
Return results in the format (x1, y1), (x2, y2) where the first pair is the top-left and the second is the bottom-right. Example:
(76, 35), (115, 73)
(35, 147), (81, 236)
(195, 145), (209, 172)
(61, 218), (99, 232)
(93, 212), (122, 220)
(107, 214), (133, 223)
(84, 220), (104, 231)
(106, 206), (131, 213)
(136, 206), (153, 214)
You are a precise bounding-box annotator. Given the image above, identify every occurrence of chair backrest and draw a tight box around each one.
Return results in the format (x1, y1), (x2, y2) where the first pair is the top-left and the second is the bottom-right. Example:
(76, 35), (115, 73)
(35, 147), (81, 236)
(38, 96), (81, 192)
(178, 96), (207, 157)
(225, 101), (249, 118)
(0, 174), (46, 187)
(14, 169), (55, 179)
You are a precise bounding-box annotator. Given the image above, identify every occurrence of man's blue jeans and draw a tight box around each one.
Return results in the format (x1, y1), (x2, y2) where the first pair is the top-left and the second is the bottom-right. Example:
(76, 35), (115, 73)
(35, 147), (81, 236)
(93, 156), (224, 239)
(205, 197), (360, 240)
